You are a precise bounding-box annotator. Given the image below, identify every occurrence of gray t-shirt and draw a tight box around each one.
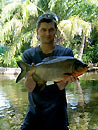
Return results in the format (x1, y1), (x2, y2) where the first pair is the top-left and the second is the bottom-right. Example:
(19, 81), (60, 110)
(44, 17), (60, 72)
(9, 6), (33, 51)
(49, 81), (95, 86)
(22, 44), (73, 128)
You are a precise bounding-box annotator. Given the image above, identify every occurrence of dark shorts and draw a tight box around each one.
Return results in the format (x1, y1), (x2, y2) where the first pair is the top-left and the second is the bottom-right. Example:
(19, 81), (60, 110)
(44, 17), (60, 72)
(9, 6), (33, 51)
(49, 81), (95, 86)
(20, 109), (69, 130)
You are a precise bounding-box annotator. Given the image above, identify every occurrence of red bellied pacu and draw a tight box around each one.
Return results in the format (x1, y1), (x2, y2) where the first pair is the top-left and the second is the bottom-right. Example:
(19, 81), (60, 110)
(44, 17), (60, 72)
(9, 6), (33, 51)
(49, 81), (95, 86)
(16, 56), (88, 86)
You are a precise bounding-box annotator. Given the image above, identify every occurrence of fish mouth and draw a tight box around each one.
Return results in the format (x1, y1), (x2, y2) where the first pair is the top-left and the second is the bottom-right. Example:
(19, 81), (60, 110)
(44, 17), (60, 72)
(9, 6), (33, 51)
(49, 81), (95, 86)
(73, 67), (88, 78)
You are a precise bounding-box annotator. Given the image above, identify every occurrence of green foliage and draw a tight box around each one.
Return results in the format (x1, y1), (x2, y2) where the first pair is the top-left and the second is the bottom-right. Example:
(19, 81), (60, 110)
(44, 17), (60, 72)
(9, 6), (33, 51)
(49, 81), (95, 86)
(1, 18), (23, 45)
(37, 0), (50, 13)
(49, 0), (97, 62)
(58, 15), (91, 56)
(0, 0), (98, 66)
(90, 45), (98, 63)
(83, 40), (98, 63)
(83, 22), (98, 63)
(90, 26), (98, 63)
(0, 44), (6, 54)
(0, 30), (32, 67)
(1, 2), (22, 24)
(49, 0), (98, 22)
(0, 0), (38, 66)
(22, 0), (38, 25)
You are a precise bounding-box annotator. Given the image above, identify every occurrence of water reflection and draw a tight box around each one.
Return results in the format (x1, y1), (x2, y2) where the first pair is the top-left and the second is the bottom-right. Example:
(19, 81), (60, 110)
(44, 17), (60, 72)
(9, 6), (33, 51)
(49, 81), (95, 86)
(0, 72), (98, 130)
(0, 88), (11, 111)
(0, 78), (28, 130)
(67, 73), (98, 130)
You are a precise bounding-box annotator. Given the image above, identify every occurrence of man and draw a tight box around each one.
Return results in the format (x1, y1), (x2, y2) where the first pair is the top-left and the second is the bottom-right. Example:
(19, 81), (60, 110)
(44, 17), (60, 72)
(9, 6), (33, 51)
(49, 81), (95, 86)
(20, 13), (74, 130)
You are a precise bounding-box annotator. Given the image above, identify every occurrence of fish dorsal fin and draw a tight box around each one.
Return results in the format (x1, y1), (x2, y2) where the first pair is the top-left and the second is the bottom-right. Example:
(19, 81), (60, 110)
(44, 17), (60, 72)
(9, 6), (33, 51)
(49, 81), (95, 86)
(42, 56), (56, 62)
(35, 56), (75, 66)
(42, 56), (74, 63)
(42, 56), (70, 64)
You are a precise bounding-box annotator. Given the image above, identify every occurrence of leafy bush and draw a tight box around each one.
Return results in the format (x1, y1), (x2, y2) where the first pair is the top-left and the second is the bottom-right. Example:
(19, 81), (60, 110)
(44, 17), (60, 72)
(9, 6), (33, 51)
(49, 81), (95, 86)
(0, 45), (6, 54)
(0, 0), (38, 67)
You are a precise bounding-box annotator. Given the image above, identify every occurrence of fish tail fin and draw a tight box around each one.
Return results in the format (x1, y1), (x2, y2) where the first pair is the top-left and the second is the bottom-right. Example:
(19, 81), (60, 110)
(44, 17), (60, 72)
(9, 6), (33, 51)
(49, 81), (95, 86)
(16, 61), (28, 83)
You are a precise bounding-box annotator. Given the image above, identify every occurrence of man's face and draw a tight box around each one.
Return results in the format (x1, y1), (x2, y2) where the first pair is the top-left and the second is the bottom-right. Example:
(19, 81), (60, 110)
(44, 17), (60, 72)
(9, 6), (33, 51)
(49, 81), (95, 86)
(37, 22), (56, 44)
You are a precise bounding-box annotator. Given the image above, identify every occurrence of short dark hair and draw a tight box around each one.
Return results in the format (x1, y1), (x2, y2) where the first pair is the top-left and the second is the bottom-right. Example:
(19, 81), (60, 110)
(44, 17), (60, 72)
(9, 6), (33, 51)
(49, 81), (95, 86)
(37, 13), (58, 29)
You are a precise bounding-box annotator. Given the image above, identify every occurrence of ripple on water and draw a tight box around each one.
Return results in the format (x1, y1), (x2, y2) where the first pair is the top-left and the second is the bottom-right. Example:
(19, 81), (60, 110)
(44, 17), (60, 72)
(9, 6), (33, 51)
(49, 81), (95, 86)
(0, 88), (11, 117)
(66, 92), (79, 108)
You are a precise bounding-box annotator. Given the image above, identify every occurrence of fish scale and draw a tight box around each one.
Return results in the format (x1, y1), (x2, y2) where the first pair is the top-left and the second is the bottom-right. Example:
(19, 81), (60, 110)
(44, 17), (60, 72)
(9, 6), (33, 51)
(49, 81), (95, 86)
(16, 56), (88, 86)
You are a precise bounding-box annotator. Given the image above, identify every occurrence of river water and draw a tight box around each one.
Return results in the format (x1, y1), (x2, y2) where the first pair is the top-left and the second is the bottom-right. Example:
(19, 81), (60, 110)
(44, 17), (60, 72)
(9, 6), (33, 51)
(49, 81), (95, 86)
(0, 72), (98, 130)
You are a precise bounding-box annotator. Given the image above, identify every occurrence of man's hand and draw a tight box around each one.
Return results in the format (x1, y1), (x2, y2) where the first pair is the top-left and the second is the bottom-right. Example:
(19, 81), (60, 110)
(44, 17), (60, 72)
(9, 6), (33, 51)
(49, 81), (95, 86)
(25, 70), (36, 92)
(57, 76), (77, 90)
(24, 63), (36, 92)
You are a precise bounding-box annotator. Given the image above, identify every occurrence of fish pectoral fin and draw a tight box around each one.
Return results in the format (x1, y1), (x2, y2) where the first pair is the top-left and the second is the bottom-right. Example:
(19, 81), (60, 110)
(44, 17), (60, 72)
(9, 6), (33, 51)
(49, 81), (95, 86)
(42, 56), (56, 62)
(32, 74), (46, 91)
(32, 74), (46, 86)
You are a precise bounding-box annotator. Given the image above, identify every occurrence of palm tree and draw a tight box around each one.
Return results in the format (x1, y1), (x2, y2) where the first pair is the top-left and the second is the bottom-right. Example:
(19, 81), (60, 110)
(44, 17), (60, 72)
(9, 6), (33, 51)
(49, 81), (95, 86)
(58, 15), (91, 60)
(0, 0), (38, 66)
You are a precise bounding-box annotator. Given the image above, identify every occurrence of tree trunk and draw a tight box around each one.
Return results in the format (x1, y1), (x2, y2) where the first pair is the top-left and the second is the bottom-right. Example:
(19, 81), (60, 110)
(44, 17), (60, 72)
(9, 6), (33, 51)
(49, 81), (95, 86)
(75, 80), (85, 110)
(75, 34), (86, 111)
(77, 32), (86, 60)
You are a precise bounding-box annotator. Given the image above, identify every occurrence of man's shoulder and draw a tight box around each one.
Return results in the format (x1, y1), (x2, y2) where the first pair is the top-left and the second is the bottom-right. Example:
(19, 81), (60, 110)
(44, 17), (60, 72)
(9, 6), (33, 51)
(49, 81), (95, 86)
(56, 44), (72, 51)
(23, 46), (38, 55)
(55, 44), (73, 56)
(23, 47), (35, 53)
(55, 44), (72, 53)
(22, 46), (39, 64)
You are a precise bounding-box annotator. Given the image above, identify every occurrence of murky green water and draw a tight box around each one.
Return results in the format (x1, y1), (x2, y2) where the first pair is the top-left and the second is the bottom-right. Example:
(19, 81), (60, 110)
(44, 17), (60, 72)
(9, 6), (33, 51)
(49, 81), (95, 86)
(0, 72), (98, 130)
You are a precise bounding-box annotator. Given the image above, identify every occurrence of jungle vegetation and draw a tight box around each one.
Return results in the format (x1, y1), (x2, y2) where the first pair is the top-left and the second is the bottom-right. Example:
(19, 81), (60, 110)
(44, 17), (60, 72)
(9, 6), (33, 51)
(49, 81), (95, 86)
(0, 0), (98, 67)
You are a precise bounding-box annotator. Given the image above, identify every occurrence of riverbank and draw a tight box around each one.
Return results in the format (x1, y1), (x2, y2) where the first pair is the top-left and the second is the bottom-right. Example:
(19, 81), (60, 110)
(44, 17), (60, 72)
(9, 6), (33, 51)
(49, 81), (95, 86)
(87, 66), (98, 72)
(0, 67), (21, 80)
(0, 67), (20, 74)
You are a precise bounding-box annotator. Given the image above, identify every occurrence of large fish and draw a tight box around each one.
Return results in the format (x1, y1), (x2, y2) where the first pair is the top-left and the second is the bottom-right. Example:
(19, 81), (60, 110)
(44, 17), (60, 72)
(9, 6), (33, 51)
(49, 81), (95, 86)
(16, 56), (88, 86)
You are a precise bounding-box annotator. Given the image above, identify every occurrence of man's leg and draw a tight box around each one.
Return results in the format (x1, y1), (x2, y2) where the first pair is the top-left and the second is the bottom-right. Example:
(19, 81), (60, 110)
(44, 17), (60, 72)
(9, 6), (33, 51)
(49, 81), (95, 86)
(20, 109), (36, 130)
